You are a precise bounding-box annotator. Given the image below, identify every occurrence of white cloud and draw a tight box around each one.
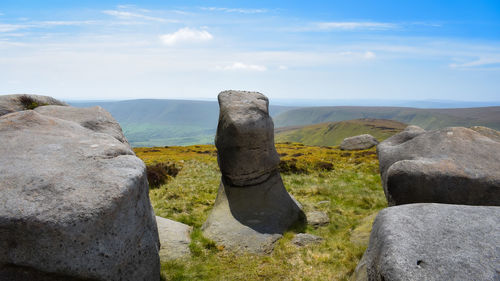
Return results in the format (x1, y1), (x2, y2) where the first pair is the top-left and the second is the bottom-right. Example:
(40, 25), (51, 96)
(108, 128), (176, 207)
(364, 51), (376, 59)
(314, 21), (397, 31)
(201, 7), (267, 14)
(278, 65), (288, 70)
(0, 21), (97, 33)
(217, 62), (267, 71)
(40, 20), (97, 27)
(0, 24), (25, 32)
(449, 56), (500, 69)
(160, 27), (213, 46)
(102, 10), (175, 23)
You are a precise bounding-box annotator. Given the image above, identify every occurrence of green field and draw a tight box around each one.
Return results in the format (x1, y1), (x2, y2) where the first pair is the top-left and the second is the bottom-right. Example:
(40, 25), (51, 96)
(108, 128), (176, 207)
(273, 106), (500, 130)
(275, 119), (406, 146)
(135, 143), (386, 280)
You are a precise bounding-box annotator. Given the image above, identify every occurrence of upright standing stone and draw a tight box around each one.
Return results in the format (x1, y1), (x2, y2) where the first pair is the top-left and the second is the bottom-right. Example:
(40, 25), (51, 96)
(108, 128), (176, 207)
(202, 91), (305, 254)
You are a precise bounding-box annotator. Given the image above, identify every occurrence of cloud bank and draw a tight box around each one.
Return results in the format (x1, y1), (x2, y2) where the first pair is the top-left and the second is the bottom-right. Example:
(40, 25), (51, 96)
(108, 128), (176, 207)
(160, 28), (213, 46)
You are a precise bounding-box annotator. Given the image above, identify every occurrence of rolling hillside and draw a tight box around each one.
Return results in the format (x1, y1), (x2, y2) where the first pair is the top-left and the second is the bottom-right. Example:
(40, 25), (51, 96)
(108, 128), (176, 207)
(70, 99), (500, 146)
(273, 106), (500, 130)
(71, 99), (292, 147)
(275, 119), (407, 146)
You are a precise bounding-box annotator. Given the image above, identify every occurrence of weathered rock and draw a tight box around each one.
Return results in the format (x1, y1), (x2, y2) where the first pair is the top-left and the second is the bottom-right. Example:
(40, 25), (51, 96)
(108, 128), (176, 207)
(35, 105), (129, 145)
(306, 211), (329, 227)
(0, 110), (160, 281)
(156, 216), (192, 261)
(0, 94), (67, 117)
(291, 233), (323, 247)
(353, 203), (500, 281)
(215, 90), (280, 186)
(377, 126), (500, 206)
(340, 134), (378, 150)
(203, 91), (305, 254)
(470, 125), (500, 142)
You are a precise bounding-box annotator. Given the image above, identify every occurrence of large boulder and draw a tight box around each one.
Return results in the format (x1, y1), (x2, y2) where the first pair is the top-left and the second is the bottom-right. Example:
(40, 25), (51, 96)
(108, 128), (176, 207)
(377, 126), (500, 206)
(203, 91), (304, 254)
(0, 110), (160, 281)
(0, 94), (67, 117)
(353, 203), (500, 281)
(340, 134), (378, 150)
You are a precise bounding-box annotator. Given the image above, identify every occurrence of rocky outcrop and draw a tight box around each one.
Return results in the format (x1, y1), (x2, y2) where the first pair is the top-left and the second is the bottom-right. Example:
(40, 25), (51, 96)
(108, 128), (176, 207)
(0, 94), (67, 117)
(202, 91), (305, 254)
(340, 134), (378, 150)
(353, 203), (500, 281)
(156, 216), (192, 261)
(377, 126), (500, 206)
(0, 103), (160, 280)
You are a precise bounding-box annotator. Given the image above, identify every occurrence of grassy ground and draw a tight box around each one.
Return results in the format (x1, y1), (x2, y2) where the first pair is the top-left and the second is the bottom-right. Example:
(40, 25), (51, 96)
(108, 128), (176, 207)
(275, 118), (406, 146)
(134, 143), (387, 281)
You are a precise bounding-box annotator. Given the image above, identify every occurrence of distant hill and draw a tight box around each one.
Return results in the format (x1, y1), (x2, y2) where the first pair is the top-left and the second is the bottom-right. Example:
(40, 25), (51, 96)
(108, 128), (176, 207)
(69, 99), (500, 147)
(275, 119), (407, 146)
(71, 99), (292, 147)
(273, 106), (500, 131)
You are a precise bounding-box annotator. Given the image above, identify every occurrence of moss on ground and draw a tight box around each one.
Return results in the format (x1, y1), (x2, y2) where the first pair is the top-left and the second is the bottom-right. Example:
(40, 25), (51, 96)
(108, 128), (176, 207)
(135, 143), (386, 281)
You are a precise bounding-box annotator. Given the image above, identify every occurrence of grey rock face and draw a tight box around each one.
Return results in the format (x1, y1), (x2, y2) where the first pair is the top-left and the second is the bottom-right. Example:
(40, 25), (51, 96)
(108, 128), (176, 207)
(0, 110), (160, 281)
(340, 134), (378, 150)
(377, 126), (500, 206)
(306, 211), (329, 227)
(156, 216), (192, 261)
(354, 203), (500, 281)
(35, 105), (129, 145)
(0, 94), (67, 117)
(203, 91), (305, 254)
(215, 90), (280, 186)
(291, 233), (323, 247)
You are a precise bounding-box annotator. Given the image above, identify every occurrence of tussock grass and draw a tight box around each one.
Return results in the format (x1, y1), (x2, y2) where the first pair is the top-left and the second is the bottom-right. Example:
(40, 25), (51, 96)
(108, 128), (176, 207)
(135, 143), (386, 281)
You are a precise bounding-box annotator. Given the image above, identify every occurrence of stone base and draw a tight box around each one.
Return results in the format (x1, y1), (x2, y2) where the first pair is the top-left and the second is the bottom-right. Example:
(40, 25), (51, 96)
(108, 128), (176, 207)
(202, 172), (305, 254)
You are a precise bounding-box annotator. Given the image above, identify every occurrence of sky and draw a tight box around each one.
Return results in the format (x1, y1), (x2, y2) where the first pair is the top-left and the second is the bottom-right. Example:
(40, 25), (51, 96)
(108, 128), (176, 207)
(0, 0), (499, 102)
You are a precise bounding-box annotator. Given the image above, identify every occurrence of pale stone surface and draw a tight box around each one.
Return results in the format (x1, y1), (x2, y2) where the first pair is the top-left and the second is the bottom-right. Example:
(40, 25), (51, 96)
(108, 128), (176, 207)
(156, 216), (192, 261)
(35, 105), (129, 145)
(470, 125), (500, 142)
(0, 94), (67, 117)
(291, 233), (323, 247)
(306, 211), (329, 227)
(340, 134), (378, 150)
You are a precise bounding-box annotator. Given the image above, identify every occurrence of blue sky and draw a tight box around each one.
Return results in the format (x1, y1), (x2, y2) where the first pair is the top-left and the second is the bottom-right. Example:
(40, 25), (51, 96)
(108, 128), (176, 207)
(0, 0), (499, 101)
